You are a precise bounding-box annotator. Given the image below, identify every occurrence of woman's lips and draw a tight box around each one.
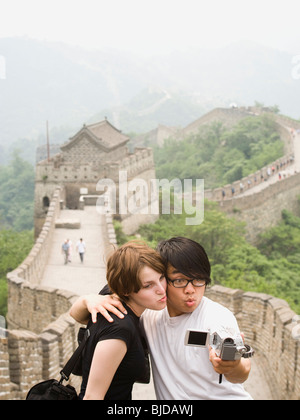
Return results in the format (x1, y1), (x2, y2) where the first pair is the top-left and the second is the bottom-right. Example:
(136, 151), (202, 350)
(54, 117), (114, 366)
(159, 296), (167, 303)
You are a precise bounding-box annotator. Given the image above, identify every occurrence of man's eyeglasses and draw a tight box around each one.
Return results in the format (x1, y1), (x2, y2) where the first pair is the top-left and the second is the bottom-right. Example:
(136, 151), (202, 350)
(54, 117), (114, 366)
(167, 277), (207, 288)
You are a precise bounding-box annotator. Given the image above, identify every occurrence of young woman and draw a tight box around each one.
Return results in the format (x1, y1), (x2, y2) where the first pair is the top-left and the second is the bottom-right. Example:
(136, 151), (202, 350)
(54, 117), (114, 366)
(70, 241), (167, 400)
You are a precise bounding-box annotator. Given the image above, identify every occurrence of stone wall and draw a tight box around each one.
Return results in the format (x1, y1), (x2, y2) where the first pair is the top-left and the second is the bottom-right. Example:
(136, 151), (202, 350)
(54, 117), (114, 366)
(205, 286), (300, 400)
(2, 283), (299, 399)
(205, 154), (294, 202)
(217, 171), (300, 243)
(2, 192), (116, 400)
(0, 313), (81, 400)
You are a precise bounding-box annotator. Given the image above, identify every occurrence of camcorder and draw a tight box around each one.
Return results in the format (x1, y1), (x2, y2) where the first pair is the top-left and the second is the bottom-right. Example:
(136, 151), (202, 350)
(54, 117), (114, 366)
(185, 327), (254, 383)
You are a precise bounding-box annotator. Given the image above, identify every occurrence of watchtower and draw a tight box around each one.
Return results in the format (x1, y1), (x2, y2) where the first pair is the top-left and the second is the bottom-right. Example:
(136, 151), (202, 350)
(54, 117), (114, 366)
(34, 119), (158, 237)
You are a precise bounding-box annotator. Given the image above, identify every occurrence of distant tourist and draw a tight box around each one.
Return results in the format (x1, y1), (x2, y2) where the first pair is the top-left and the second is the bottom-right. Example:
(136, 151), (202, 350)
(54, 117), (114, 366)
(62, 240), (70, 265)
(67, 239), (73, 262)
(76, 238), (86, 263)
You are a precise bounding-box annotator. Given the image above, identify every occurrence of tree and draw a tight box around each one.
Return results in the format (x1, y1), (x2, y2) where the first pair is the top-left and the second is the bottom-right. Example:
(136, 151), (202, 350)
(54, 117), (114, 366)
(154, 115), (283, 189)
(0, 151), (35, 230)
(0, 229), (33, 316)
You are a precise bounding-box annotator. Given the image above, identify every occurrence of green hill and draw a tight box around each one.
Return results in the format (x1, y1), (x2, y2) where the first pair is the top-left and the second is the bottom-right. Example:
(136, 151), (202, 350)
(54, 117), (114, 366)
(154, 114), (284, 189)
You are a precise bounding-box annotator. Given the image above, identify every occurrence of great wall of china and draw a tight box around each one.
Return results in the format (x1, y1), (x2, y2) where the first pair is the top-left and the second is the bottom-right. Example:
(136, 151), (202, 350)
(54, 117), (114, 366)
(1, 107), (300, 400)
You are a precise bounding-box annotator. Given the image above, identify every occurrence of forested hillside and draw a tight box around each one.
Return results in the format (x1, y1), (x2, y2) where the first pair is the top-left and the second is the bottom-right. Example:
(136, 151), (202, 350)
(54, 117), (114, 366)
(0, 154), (34, 315)
(0, 152), (35, 231)
(154, 114), (284, 188)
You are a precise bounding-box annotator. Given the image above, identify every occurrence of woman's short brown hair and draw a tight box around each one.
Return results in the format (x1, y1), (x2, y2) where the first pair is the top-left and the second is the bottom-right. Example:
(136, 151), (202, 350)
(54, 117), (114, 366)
(106, 240), (166, 302)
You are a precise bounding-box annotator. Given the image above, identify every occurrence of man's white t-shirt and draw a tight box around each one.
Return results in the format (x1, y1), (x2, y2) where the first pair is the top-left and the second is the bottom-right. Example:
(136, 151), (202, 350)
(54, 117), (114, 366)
(76, 241), (86, 253)
(141, 296), (252, 400)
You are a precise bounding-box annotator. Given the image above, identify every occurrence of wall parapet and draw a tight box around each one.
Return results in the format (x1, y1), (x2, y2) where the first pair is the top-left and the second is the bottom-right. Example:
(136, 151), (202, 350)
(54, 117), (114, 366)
(0, 312), (81, 400)
(1, 284), (299, 399)
(206, 285), (300, 400)
(205, 153), (295, 202)
(6, 188), (64, 331)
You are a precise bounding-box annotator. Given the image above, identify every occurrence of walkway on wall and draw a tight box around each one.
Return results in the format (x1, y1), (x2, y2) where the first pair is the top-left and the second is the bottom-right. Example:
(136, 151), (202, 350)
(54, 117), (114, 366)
(232, 127), (300, 199)
(242, 128), (300, 198)
(41, 206), (108, 296)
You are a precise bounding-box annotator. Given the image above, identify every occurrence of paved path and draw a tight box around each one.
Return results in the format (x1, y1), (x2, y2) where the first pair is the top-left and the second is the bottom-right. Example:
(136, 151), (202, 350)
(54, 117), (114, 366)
(41, 206), (108, 296)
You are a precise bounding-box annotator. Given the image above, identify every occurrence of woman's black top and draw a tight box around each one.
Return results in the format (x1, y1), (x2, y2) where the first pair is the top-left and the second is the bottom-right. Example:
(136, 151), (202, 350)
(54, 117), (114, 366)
(79, 303), (147, 400)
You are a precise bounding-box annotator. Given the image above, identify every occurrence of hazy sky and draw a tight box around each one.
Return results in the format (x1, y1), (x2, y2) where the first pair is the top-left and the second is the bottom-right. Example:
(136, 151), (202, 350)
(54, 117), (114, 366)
(0, 0), (299, 55)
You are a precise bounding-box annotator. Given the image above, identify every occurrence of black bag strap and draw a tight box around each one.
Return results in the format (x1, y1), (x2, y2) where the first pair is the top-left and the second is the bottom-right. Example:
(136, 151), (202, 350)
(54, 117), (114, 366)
(59, 322), (97, 383)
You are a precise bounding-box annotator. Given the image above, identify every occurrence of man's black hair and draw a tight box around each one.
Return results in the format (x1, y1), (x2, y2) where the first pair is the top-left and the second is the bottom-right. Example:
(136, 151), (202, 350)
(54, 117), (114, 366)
(157, 237), (211, 285)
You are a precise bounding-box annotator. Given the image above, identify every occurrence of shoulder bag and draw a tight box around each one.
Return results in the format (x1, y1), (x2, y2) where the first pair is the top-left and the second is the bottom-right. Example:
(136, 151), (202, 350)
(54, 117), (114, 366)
(26, 326), (92, 400)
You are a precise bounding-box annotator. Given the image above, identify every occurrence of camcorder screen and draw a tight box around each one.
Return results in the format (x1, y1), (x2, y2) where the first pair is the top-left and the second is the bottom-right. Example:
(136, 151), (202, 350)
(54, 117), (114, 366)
(187, 331), (208, 346)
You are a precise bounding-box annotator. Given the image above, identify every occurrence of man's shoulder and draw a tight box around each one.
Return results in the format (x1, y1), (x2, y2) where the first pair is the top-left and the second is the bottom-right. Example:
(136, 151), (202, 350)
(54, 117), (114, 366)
(202, 296), (233, 315)
(141, 307), (166, 324)
(200, 296), (239, 331)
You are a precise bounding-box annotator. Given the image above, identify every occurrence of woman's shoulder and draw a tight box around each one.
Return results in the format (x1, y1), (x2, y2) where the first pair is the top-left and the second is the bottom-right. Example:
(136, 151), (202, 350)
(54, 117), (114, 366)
(91, 307), (138, 345)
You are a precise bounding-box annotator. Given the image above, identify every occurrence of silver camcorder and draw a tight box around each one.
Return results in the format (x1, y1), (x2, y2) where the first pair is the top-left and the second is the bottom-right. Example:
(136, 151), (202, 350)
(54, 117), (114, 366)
(185, 327), (254, 361)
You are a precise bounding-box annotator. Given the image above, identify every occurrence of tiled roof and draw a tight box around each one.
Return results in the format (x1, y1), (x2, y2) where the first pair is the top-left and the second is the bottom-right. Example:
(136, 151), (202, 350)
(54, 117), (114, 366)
(61, 119), (129, 152)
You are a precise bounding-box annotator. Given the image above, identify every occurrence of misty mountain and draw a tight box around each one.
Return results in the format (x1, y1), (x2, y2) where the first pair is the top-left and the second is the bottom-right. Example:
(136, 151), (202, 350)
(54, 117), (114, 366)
(0, 37), (299, 163)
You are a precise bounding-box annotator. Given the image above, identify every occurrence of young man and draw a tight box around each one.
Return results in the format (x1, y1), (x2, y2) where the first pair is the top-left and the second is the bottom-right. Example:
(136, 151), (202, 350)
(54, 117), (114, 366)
(70, 237), (252, 400)
(76, 238), (86, 263)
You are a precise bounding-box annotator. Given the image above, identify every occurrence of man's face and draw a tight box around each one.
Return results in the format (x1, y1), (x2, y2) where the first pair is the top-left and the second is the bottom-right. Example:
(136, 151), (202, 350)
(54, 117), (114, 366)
(166, 264), (206, 317)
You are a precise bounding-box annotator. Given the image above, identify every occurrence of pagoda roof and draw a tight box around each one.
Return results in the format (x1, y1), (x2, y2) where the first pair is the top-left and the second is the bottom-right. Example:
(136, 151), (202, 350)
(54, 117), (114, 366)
(61, 119), (129, 152)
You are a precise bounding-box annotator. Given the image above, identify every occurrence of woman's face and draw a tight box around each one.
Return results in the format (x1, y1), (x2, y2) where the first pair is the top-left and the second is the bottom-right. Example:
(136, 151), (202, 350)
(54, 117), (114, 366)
(128, 266), (167, 315)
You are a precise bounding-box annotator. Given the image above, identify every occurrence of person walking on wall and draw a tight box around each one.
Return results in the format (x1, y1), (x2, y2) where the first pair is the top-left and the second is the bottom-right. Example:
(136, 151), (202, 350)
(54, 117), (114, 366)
(76, 238), (86, 263)
(62, 239), (70, 265)
(67, 238), (73, 263)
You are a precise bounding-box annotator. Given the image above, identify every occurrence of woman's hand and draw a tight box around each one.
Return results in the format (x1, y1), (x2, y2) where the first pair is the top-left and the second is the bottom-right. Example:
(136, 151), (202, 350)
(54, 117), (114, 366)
(87, 294), (127, 323)
(70, 294), (127, 324)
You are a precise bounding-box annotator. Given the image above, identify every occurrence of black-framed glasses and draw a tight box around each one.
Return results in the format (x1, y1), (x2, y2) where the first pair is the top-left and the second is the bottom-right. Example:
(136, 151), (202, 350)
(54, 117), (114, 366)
(167, 277), (207, 288)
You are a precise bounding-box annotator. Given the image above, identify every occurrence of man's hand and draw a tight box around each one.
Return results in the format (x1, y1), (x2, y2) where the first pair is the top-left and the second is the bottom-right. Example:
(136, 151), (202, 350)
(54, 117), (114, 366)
(209, 347), (251, 384)
(209, 347), (241, 375)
